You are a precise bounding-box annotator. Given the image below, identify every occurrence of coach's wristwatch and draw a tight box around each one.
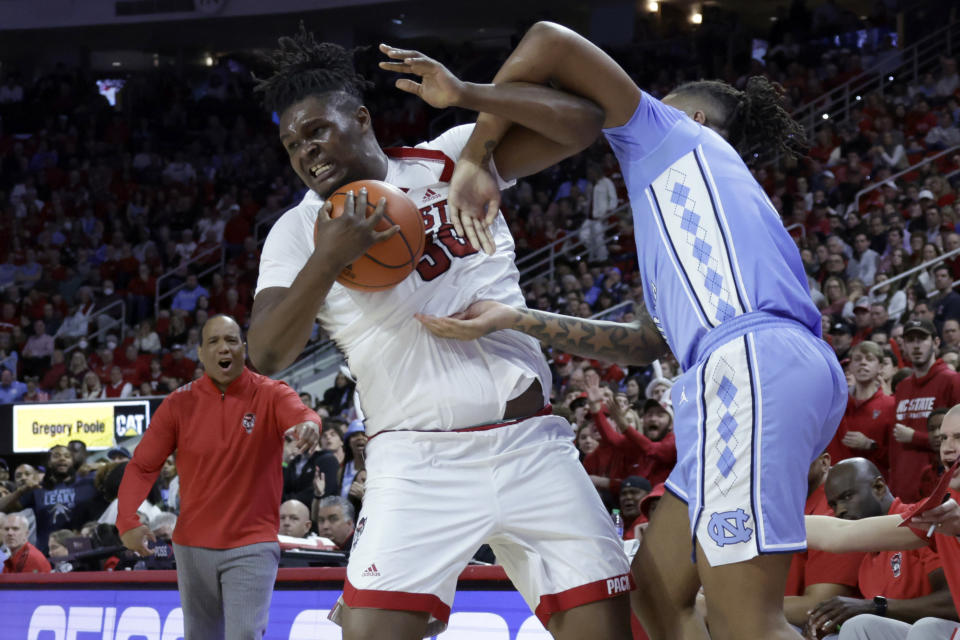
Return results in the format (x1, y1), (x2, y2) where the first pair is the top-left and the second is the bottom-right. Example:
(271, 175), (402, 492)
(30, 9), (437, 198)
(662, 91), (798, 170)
(873, 595), (888, 616)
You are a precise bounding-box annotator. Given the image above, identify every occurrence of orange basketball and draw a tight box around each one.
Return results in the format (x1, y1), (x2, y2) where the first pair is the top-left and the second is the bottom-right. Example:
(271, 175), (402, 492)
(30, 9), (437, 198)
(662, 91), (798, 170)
(319, 180), (425, 292)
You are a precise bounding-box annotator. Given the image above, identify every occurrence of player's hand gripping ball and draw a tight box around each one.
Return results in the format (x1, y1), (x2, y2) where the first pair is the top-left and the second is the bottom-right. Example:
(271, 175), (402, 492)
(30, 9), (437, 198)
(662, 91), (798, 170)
(318, 180), (426, 291)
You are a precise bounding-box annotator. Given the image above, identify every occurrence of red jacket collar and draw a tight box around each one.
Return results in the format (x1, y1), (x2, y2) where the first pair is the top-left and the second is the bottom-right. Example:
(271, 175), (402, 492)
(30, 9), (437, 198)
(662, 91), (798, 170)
(199, 367), (254, 396)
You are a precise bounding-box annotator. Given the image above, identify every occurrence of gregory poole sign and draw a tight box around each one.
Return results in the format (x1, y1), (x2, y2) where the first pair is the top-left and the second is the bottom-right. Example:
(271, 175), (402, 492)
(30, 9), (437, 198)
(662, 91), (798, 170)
(12, 400), (150, 452)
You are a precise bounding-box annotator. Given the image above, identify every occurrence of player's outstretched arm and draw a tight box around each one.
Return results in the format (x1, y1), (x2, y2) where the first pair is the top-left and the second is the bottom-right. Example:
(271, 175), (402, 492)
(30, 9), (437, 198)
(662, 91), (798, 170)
(804, 514), (926, 553)
(416, 300), (669, 367)
(249, 191), (397, 374)
(380, 43), (605, 254)
(380, 45), (602, 151)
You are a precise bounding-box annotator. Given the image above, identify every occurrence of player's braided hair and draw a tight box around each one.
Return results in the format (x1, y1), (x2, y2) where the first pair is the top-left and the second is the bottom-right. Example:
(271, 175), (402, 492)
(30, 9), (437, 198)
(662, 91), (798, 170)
(671, 76), (807, 160)
(253, 22), (373, 115)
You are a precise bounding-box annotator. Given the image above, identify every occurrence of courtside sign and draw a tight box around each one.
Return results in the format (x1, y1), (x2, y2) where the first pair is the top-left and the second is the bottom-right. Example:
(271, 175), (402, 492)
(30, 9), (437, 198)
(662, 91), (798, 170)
(12, 400), (150, 452)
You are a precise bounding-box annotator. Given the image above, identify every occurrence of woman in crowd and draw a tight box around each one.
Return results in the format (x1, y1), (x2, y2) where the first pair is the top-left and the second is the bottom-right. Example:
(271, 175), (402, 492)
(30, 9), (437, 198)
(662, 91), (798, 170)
(871, 272), (908, 322)
(133, 319), (161, 354)
(80, 371), (104, 399)
(823, 275), (849, 318)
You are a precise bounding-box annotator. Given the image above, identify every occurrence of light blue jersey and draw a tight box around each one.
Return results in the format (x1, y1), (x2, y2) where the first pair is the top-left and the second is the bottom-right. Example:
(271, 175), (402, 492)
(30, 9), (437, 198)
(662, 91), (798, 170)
(604, 92), (845, 566)
(604, 91), (820, 371)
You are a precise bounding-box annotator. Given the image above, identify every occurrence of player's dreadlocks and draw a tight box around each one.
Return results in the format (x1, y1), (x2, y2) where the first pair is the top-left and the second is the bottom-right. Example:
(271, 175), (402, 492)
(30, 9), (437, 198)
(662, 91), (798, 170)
(670, 76), (807, 160)
(253, 23), (373, 116)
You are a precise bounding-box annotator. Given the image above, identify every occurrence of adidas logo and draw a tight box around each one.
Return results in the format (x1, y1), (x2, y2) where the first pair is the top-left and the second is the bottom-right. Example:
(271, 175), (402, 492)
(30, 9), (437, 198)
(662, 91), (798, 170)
(361, 563), (380, 577)
(422, 188), (439, 202)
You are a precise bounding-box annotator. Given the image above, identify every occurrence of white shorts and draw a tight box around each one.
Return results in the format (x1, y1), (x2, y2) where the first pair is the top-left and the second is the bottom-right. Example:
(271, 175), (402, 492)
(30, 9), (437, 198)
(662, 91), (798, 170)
(329, 413), (633, 635)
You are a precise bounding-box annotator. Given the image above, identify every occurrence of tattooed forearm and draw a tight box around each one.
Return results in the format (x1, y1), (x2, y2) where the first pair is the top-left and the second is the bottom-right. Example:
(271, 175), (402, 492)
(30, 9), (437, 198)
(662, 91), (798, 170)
(503, 303), (670, 365)
(480, 139), (497, 165)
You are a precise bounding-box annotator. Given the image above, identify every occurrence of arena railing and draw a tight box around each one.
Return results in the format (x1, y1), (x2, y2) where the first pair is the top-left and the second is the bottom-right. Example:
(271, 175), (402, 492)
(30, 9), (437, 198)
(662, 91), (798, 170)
(153, 243), (226, 320)
(792, 19), (959, 140)
(853, 145), (960, 210)
(516, 203), (631, 288)
(867, 246), (960, 299)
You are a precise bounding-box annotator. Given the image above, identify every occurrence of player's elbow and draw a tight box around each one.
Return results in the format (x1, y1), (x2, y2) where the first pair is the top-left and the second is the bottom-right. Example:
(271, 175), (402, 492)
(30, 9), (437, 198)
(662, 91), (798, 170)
(570, 100), (605, 149)
(527, 21), (568, 46)
(246, 331), (285, 376)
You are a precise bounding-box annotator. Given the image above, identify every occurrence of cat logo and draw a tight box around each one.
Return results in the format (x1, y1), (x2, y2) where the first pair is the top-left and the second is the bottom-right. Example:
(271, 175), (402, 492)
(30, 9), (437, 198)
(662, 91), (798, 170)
(114, 402), (151, 438)
(241, 413), (256, 434)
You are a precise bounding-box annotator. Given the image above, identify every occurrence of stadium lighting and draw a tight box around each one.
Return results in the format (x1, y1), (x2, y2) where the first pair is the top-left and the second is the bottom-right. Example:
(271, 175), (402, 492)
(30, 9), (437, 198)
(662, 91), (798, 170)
(691, 11), (703, 24)
(855, 95), (862, 101)
(647, 1), (659, 11)
(821, 113), (830, 120)
(112, 61), (121, 67)
(888, 75), (894, 81)
(204, 55), (214, 67)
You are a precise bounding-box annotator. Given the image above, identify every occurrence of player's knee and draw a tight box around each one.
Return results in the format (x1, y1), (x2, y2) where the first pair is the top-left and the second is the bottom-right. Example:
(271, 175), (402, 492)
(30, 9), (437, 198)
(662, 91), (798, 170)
(340, 606), (430, 640)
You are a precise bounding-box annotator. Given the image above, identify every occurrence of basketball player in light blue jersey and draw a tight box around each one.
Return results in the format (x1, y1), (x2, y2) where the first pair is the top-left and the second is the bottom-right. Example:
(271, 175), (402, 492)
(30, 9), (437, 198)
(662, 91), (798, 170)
(385, 21), (847, 640)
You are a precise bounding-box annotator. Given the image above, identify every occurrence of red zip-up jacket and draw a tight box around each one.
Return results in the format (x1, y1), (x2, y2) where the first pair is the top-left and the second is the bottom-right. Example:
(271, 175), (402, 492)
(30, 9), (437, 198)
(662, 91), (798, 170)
(117, 368), (320, 548)
(827, 388), (895, 479)
(891, 360), (960, 502)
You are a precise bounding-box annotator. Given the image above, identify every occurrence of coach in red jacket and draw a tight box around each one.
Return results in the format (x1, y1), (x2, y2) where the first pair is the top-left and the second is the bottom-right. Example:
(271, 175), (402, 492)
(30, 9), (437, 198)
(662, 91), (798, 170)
(117, 315), (321, 640)
(891, 319), (960, 502)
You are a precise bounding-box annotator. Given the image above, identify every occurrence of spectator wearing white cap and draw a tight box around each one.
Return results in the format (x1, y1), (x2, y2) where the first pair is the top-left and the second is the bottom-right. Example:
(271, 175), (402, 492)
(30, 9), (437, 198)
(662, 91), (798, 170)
(644, 377), (672, 403)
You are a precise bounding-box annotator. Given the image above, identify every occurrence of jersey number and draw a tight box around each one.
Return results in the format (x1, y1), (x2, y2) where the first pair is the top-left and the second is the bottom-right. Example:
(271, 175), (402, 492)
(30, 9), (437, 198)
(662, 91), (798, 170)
(416, 200), (479, 281)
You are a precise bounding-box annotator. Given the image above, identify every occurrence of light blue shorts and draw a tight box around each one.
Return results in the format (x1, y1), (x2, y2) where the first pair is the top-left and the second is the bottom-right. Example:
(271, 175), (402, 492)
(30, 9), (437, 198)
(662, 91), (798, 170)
(664, 311), (847, 566)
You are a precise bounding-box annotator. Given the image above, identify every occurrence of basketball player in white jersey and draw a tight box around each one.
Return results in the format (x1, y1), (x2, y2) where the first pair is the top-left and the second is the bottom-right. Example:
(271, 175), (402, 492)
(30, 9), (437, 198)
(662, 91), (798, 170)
(247, 26), (633, 640)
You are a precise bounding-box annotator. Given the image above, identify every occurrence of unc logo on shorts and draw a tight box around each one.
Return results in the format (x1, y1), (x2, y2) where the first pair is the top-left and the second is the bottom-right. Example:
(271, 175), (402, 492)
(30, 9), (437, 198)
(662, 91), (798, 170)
(891, 552), (902, 578)
(707, 509), (753, 547)
(241, 412), (256, 434)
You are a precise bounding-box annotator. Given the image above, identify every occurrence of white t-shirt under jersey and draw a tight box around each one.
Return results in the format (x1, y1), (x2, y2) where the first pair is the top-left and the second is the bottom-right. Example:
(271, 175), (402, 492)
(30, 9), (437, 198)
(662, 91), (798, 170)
(256, 125), (550, 436)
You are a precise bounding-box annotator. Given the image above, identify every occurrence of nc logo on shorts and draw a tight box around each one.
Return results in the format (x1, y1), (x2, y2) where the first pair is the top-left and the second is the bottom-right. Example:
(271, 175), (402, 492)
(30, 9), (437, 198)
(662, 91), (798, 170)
(241, 412), (256, 434)
(891, 552), (902, 578)
(707, 509), (753, 547)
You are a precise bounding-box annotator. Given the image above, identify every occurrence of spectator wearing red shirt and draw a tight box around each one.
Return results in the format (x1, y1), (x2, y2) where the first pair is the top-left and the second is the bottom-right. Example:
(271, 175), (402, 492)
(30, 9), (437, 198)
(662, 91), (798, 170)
(827, 341), (894, 477)
(117, 315), (321, 640)
(220, 287), (249, 327)
(586, 375), (676, 492)
(126, 263), (156, 325)
(103, 366), (134, 398)
(806, 458), (952, 636)
(161, 344), (196, 385)
(117, 343), (151, 386)
(783, 453), (864, 630)
(891, 320), (960, 502)
(582, 370), (631, 500)
(2, 512), (51, 573)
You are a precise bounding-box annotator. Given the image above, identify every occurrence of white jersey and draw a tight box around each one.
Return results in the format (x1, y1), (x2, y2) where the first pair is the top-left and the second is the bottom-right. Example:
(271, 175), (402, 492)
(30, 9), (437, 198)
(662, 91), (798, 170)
(257, 125), (550, 436)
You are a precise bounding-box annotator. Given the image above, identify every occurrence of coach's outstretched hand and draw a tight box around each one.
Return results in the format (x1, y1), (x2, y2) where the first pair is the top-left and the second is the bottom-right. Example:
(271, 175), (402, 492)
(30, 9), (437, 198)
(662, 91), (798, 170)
(293, 420), (320, 455)
(416, 300), (516, 340)
(121, 524), (156, 557)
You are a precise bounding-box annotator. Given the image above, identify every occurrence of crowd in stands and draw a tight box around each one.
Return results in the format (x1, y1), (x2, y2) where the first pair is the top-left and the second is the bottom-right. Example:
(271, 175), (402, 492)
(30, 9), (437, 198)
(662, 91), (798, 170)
(1, 4), (959, 591)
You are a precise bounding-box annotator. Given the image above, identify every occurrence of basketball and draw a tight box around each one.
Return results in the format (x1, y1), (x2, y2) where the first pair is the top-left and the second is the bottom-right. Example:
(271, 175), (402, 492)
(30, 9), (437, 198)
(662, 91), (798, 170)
(319, 179), (426, 292)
